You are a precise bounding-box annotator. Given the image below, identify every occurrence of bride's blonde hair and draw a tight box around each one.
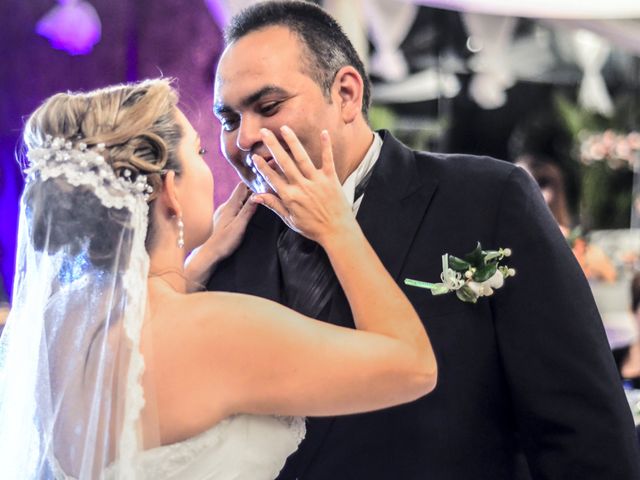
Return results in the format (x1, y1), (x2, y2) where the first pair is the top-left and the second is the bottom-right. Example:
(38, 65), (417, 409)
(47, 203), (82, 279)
(23, 78), (183, 199)
(22, 78), (184, 261)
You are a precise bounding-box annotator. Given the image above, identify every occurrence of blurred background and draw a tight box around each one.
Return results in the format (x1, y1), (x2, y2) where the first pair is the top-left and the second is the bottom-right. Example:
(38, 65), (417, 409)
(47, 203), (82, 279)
(2, 0), (640, 391)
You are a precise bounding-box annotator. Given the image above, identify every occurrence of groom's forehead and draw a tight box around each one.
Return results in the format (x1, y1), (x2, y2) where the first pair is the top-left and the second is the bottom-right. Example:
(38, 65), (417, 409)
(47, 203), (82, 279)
(214, 44), (309, 106)
(213, 59), (299, 105)
(216, 27), (308, 81)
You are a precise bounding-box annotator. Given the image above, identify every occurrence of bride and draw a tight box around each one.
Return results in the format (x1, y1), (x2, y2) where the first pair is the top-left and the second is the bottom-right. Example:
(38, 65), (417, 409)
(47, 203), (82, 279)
(0, 78), (437, 479)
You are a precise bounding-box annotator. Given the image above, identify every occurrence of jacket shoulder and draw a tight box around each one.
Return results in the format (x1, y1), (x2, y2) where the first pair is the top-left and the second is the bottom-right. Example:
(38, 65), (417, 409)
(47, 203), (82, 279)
(414, 150), (517, 185)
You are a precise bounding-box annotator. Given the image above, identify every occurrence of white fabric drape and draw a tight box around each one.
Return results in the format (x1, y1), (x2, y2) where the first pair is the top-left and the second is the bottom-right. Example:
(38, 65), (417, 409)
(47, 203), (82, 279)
(573, 29), (614, 116)
(462, 13), (517, 109)
(365, 0), (418, 82)
(373, 68), (460, 103)
(409, 0), (640, 20)
(323, 0), (369, 70)
(549, 19), (640, 57)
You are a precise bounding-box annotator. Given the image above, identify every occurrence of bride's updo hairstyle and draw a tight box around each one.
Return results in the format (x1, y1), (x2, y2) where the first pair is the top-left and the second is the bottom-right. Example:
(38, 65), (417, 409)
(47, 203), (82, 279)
(21, 79), (183, 268)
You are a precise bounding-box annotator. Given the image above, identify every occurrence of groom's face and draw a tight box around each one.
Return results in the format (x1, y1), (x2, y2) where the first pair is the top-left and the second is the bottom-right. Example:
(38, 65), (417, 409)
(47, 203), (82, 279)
(214, 26), (342, 194)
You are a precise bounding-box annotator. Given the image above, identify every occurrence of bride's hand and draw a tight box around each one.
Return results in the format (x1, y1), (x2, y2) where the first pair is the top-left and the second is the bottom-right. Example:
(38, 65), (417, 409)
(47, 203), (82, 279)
(184, 183), (256, 288)
(251, 126), (355, 245)
(211, 182), (257, 258)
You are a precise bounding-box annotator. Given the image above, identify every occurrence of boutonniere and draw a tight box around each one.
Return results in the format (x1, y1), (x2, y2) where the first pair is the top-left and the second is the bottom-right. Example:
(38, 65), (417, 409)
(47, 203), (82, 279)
(404, 243), (515, 304)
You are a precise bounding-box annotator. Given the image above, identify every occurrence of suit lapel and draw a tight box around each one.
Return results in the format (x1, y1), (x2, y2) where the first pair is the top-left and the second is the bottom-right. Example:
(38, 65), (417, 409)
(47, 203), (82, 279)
(326, 132), (439, 328)
(357, 131), (439, 281)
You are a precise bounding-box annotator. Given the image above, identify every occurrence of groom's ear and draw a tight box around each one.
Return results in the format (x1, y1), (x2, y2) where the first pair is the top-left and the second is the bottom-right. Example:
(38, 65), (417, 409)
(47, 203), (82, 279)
(332, 66), (364, 124)
(159, 170), (182, 218)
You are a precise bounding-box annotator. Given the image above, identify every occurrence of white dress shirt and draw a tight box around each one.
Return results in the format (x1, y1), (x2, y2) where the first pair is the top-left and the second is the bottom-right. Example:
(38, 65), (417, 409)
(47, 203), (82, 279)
(341, 132), (383, 215)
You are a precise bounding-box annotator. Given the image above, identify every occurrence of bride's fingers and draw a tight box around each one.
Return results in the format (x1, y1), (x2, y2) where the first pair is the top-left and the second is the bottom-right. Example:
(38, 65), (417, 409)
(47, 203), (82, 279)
(253, 153), (287, 195)
(251, 194), (292, 229)
(280, 125), (316, 179)
(320, 130), (337, 177)
(260, 128), (303, 184)
(233, 194), (258, 225)
(226, 182), (251, 212)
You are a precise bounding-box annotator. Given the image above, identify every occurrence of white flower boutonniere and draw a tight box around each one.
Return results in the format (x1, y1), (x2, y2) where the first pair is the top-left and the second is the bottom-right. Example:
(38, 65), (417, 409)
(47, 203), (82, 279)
(404, 243), (515, 304)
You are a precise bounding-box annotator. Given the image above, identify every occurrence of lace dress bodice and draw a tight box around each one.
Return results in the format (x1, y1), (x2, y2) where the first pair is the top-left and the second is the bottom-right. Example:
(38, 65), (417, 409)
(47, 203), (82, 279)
(105, 414), (305, 480)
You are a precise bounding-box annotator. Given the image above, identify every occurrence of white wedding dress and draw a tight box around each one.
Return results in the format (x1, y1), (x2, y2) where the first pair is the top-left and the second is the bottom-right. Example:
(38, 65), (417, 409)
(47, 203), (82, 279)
(103, 415), (305, 480)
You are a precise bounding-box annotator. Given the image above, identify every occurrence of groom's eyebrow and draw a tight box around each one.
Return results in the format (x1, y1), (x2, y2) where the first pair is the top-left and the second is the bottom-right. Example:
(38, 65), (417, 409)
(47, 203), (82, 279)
(214, 85), (288, 116)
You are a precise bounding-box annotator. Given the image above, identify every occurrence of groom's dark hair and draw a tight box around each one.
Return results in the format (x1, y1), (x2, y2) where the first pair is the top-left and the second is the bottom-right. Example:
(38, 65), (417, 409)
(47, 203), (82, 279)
(224, 0), (371, 115)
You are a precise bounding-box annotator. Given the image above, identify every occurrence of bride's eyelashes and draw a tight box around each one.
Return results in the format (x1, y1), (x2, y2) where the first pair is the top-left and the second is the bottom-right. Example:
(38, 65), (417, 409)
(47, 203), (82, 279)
(199, 147), (207, 156)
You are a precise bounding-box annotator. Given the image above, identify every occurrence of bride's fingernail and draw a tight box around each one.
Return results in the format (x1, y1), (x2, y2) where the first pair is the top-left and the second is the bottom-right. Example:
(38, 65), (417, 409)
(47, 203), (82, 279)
(260, 128), (270, 137)
(281, 125), (291, 134)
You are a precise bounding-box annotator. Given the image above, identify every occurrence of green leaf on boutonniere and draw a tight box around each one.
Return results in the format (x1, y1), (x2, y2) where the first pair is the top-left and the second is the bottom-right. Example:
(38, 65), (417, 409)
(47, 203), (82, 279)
(473, 263), (498, 283)
(455, 284), (478, 303)
(463, 242), (485, 266)
(447, 255), (471, 272)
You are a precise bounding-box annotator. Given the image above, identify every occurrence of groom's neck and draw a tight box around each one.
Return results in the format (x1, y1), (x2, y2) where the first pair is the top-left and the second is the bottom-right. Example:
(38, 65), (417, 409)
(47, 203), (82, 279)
(336, 122), (375, 184)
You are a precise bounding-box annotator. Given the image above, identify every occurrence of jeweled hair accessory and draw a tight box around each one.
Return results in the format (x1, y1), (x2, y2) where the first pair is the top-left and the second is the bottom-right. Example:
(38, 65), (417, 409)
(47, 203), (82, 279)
(25, 134), (155, 200)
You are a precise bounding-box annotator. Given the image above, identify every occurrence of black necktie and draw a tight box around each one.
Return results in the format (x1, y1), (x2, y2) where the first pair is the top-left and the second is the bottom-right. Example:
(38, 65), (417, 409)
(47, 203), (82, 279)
(277, 169), (374, 319)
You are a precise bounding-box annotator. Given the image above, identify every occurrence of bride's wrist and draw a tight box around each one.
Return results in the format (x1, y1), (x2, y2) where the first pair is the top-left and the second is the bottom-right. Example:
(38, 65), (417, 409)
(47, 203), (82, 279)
(185, 241), (225, 284)
(319, 220), (362, 254)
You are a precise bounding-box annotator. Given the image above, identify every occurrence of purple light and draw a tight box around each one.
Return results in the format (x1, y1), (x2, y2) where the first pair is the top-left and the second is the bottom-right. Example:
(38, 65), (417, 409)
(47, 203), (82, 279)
(0, 149), (23, 304)
(35, 1), (102, 56)
(204, 0), (229, 29)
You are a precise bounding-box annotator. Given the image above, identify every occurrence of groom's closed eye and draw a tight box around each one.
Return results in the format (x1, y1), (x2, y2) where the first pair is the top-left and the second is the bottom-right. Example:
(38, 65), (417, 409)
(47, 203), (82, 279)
(218, 114), (240, 132)
(216, 104), (282, 133)
(215, 85), (292, 131)
(213, 103), (239, 132)
(257, 101), (284, 117)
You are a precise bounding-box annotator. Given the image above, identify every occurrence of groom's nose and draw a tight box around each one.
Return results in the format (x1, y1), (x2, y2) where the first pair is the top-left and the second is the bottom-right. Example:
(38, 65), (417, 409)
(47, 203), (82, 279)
(236, 115), (262, 153)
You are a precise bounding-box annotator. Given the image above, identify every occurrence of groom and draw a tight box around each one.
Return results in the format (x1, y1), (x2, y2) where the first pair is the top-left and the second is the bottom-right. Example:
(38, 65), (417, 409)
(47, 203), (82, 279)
(207, 1), (640, 478)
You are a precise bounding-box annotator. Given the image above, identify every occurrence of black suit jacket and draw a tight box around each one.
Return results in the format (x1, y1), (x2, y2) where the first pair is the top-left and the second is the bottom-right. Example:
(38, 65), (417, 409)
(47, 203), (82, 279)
(207, 131), (640, 479)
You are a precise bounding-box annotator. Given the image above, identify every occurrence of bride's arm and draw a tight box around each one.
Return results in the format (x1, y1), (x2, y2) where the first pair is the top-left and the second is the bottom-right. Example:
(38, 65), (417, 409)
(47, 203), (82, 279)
(150, 127), (435, 441)
(186, 286), (434, 418)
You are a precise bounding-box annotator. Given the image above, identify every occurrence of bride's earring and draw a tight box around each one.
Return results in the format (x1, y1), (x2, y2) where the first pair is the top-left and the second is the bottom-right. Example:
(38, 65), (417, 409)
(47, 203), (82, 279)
(177, 216), (185, 249)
